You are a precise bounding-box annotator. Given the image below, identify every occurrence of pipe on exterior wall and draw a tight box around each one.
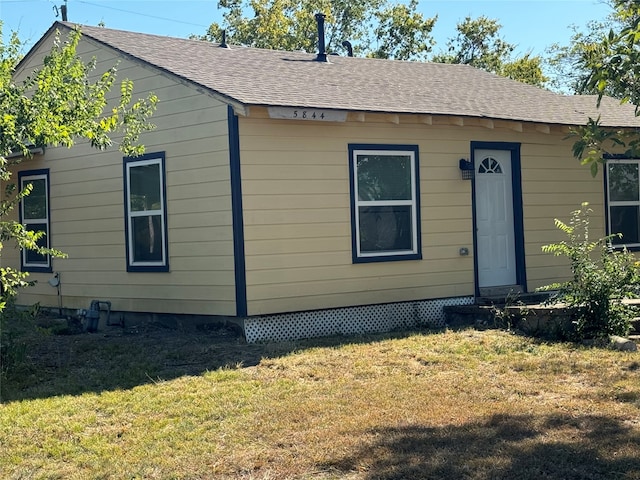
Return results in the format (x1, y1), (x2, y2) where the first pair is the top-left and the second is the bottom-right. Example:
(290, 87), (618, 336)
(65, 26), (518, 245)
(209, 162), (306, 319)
(80, 300), (112, 332)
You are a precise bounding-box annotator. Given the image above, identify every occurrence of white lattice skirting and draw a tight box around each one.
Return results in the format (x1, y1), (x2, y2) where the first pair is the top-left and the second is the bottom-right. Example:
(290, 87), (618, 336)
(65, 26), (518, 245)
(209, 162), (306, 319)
(244, 296), (475, 343)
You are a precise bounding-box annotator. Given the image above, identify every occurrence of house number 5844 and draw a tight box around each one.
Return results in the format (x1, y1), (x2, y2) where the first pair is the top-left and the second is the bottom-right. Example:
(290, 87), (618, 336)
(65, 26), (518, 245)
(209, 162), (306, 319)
(293, 110), (323, 119)
(267, 107), (348, 122)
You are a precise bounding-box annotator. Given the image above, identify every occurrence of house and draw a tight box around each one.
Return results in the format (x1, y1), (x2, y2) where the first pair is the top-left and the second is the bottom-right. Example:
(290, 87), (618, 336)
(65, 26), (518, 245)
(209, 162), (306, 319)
(9, 20), (640, 342)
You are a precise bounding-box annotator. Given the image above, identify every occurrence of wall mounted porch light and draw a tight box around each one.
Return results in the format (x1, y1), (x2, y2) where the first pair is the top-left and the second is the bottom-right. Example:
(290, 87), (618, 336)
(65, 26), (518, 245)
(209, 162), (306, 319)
(459, 158), (474, 180)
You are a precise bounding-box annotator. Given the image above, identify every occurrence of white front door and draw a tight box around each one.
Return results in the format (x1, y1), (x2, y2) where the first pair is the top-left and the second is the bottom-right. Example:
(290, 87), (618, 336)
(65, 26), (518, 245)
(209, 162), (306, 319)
(474, 149), (517, 288)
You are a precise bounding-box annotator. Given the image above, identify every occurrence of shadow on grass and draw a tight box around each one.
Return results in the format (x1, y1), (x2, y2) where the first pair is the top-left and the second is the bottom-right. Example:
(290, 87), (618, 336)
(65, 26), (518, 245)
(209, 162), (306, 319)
(1, 323), (428, 402)
(322, 413), (640, 480)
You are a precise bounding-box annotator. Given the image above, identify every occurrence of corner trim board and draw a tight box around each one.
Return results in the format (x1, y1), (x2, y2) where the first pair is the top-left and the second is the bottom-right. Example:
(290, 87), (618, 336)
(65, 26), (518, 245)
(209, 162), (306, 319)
(228, 105), (248, 317)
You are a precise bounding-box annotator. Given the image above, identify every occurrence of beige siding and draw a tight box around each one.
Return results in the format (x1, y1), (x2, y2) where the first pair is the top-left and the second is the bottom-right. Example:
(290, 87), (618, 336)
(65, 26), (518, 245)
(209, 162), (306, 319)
(521, 139), (604, 290)
(240, 111), (603, 315)
(9, 34), (236, 316)
(11, 30), (606, 320)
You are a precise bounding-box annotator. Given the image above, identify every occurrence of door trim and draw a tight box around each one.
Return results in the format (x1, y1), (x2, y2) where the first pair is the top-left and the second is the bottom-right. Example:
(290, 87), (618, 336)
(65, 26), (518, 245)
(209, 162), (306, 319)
(471, 141), (527, 297)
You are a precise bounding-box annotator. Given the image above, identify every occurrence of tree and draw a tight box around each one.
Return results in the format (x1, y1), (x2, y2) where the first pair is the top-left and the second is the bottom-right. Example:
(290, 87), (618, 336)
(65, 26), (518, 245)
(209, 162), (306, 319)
(567, 0), (640, 175)
(499, 54), (548, 87)
(369, 0), (436, 61)
(539, 203), (637, 340)
(581, 1), (640, 105)
(0, 24), (158, 309)
(546, 20), (617, 95)
(197, 2), (546, 82)
(195, 0), (436, 60)
(432, 16), (512, 71)
(432, 16), (547, 87)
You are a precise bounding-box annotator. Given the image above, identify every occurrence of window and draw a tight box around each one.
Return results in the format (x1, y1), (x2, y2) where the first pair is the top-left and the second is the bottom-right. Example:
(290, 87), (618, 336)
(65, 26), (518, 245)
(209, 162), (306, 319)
(349, 144), (421, 263)
(124, 152), (169, 271)
(19, 170), (52, 272)
(607, 159), (640, 248)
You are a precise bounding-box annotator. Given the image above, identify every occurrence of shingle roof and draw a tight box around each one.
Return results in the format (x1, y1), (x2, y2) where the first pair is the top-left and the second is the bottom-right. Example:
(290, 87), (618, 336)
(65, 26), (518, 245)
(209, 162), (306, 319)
(45, 22), (640, 128)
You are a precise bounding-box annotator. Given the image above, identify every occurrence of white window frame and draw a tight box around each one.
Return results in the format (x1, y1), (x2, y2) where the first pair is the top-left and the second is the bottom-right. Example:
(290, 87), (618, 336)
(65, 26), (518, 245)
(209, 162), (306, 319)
(350, 145), (421, 262)
(124, 154), (169, 271)
(19, 171), (51, 271)
(607, 158), (640, 248)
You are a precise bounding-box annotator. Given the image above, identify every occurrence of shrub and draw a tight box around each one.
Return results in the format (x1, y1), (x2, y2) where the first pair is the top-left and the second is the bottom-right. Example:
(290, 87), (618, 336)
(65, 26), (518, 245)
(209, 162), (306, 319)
(539, 203), (639, 340)
(0, 302), (45, 387)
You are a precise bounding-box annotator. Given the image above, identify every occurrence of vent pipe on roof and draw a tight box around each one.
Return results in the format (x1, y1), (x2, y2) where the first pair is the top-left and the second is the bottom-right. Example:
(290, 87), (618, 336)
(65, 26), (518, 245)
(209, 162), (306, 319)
(53, 0), (68, 21)
(342, 40), (353, 57)
(315, 13), (328, 62)
(219, 30), (229, 48)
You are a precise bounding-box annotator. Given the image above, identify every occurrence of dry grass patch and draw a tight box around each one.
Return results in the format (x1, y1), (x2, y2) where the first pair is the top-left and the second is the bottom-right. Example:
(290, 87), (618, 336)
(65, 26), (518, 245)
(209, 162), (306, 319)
(1, 327), (639, 479)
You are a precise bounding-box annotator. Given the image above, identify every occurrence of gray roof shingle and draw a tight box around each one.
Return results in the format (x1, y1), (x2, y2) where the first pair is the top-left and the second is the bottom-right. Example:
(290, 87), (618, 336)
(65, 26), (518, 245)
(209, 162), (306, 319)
(48, 22), (640, 128)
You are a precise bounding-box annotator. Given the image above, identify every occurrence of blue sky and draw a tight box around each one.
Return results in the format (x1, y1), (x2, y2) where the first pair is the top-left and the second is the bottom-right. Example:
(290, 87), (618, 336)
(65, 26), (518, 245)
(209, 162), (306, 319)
(1, 0), (612, 56)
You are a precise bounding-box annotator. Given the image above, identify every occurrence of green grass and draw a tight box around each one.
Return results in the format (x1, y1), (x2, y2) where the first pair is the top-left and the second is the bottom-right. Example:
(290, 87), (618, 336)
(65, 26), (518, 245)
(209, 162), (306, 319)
(1, 326), (640, 479)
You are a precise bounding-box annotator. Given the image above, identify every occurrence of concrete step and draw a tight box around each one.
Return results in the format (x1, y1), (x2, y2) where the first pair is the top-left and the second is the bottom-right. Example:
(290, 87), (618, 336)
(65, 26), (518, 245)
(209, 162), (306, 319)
(445, 303), (640, 338)
(476, 291), (553, 307)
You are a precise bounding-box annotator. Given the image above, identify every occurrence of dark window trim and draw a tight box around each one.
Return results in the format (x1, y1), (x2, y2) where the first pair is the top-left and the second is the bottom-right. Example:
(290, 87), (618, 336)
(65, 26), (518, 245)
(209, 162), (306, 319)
(603, 155), (640, 251)
(123, 152), (170, 272)
(18, 169), (52, 273)
(348, 143), (422, 264)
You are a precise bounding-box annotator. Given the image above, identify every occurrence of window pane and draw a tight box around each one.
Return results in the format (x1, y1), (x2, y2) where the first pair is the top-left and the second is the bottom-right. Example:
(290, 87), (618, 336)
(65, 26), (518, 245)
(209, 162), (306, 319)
(132, 215), (163, 262)
(130, 164), (161, 212)
(357, 154), (411, 201)
(23, 178), (46, 220)
(24, 223), (48, 264)
(359, 205), (412, 253)
(609, 163), (639, 202)
(610, 205), (640, 244)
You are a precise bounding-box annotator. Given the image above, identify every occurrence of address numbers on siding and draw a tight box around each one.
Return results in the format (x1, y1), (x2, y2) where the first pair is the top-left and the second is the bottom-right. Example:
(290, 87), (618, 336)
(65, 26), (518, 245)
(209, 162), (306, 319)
(267, 107), (347, 122)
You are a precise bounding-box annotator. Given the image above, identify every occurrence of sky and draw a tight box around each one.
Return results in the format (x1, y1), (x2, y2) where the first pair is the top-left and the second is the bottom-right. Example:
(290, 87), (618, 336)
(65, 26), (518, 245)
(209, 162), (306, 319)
(1, 0), (613, 57)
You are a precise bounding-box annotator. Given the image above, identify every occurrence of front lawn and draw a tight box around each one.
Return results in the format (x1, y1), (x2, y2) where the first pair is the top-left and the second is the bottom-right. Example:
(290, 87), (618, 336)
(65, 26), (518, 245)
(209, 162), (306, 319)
(1, 326), (639, 479)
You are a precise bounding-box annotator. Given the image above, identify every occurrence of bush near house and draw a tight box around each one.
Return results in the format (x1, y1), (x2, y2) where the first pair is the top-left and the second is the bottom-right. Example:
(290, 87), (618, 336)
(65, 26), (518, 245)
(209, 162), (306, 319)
(539, 203), (639, 341)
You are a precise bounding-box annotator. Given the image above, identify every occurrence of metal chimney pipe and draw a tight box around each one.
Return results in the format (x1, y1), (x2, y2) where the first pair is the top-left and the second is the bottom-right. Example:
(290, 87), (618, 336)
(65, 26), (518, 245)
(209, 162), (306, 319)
(315, 13), (328, 62)
(342, 40), (353, 57)
(219, 30), (229, 48)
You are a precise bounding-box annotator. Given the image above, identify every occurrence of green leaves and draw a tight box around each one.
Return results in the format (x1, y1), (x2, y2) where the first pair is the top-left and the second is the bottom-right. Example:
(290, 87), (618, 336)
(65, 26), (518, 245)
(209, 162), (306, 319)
(370, 0), (436, 61)
(567, 117), (620, 177)
(539, 203), (637, 340)
(1, 26), (157, 160)
(499, 54), (548, 87)
(563, 1), (640, 172)
(197, 3), (545, 84)
(433, 16), (512, 71)
(428, 15), (547, 86)
(195, 0), (435, 59)
(0, 23), (157, 309)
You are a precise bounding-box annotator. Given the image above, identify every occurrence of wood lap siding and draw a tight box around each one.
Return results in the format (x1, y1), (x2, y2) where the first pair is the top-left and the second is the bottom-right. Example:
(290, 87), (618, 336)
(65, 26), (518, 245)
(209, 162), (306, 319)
(520, 140), (603, 290)
(12, 39), (237, 316)
(240, 114), (476, 316)
(240, 113), (603, 316)
(11, 33), (605, 319)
